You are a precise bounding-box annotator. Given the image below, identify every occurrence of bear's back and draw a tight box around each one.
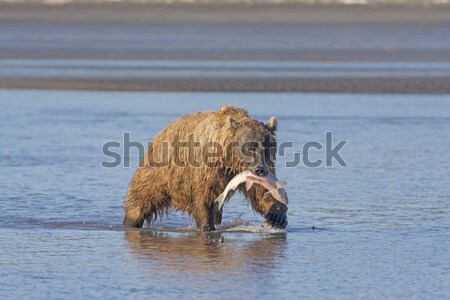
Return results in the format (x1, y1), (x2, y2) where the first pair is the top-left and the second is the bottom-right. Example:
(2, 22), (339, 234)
(153, 105), (249, 143)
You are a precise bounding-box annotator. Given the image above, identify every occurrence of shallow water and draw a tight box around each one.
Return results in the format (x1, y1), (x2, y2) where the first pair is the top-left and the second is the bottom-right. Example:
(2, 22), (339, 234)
(0, 91), (449, 299)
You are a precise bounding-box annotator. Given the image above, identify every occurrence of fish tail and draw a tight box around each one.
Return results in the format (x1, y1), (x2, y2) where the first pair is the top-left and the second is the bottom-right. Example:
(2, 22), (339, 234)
(214, 192), (226, 209)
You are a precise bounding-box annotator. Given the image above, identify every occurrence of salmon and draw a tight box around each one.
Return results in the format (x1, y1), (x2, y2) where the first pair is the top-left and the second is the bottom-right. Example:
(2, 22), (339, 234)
(215, 170), (288, 209)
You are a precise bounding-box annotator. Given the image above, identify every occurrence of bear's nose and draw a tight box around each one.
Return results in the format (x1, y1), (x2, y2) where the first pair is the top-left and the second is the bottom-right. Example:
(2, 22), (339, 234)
(253, 165), (268, 177)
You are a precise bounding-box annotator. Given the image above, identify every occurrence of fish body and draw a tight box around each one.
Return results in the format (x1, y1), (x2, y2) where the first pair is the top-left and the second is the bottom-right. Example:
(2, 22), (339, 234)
(247, 171), (289, 206)
(215, 170), (288, 209)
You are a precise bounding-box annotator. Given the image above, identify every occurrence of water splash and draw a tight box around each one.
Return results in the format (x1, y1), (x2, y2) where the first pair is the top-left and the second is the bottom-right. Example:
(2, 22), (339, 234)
(216, 213), (287, 233)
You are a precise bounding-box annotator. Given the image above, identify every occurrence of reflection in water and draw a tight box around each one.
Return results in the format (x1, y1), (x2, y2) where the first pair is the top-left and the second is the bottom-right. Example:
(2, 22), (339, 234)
(124, 229), (287, 275)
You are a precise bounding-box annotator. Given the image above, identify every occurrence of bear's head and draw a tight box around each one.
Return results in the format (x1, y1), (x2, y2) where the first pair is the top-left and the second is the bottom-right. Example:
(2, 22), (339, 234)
(225, 115), (277, 176)
(219, 106), (287, 229)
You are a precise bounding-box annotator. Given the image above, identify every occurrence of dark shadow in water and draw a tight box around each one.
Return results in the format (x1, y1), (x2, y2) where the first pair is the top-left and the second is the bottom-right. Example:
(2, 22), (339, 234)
(124, 229), (287, 274)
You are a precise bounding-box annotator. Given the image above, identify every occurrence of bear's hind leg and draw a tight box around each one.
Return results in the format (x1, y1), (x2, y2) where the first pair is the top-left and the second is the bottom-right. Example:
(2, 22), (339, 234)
(193, 203), (215, 231)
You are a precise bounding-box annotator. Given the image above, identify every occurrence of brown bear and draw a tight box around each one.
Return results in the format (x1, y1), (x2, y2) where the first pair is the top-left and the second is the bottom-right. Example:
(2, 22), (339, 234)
(123, 105), (287, 231)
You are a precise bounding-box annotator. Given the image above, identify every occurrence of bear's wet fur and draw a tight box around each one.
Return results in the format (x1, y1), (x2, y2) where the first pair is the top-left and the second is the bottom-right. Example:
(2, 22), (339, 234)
(123, 105), (287, 231)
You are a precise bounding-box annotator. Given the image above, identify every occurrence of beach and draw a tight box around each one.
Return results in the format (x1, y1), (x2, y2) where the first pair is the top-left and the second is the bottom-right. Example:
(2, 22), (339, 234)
(1, 2), (450, 92)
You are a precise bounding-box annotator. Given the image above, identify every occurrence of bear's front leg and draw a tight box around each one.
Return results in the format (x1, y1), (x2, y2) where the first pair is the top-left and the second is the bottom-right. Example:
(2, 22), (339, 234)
(213, 201), (223, 226)
(248, 188), (288, 230)
(193, 202), (215, 231)
(265, 203), (288, 229)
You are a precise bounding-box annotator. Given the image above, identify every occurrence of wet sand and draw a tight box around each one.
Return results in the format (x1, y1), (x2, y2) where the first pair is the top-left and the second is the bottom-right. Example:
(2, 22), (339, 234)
(1, 2), (450, 93)
(2, 2), (450, 24)
(2, 77), (450, 93)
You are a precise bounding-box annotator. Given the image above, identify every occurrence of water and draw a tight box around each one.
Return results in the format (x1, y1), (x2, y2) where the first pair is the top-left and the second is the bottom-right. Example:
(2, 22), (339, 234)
(1, 91), (449, 299)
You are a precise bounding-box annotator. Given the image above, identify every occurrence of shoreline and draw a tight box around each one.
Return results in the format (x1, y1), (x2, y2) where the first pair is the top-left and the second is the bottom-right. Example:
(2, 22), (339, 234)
(2, 77), (450, 93)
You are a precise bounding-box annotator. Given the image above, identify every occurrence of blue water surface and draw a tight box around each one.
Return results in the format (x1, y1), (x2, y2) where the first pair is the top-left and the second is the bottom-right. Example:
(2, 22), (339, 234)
(0, 91), (449, 300)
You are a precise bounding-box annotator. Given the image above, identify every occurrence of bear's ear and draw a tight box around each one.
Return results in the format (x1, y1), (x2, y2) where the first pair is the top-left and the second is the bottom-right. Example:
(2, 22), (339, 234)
(227, 116), (240, 129)
(266, 116), (277, 132)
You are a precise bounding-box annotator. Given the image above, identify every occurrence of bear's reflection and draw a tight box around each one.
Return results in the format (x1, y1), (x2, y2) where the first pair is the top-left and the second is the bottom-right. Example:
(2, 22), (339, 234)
(124, 229), (286, 274)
